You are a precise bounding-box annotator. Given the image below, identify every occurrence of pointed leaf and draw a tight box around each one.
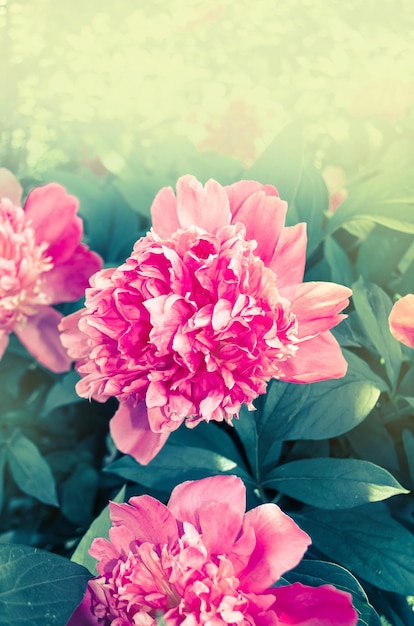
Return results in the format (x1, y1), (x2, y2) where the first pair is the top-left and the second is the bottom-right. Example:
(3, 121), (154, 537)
(402, 429), (414, 485)
(296, 503), (414, 594)
(259, 351), (382, 443)
(352, 277), (402, 389)
(291, 160), (327, 254)
(41, 371), (83, 417)
(263, 458), (408, 509)
(0, 447), (7, 513)
(327, 141), (414, 235)
(244, 122), (304, 210)
(0, 544), (91, 626)
(325, 236), (354, 287)
(7, 432), (58, 507)
(71, 485), (126, 576)
(106, 444), (252, 493)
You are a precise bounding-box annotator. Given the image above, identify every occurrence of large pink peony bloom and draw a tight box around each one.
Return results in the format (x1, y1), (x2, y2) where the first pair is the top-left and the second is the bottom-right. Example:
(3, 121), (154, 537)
(60, 176), (351, 463)
(68, 475), (358, 626)
(0, 168), (102, 372)
(389, 294), (414, 348)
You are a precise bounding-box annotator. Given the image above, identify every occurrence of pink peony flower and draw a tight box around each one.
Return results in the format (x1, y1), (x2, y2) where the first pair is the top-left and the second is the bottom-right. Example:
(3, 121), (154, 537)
(60, 176), (351, 463)
(389, 294), (414, 348)
(68, 475), (358, 626)
(0, 168), (102, 372)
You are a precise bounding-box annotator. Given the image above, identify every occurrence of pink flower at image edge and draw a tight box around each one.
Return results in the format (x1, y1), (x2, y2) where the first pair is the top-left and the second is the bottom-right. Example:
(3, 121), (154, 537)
(0, 168), (102, 372)
(68, 475), (358, 626)
(389, 294), (414, 348)
(60, 175), (352, 463)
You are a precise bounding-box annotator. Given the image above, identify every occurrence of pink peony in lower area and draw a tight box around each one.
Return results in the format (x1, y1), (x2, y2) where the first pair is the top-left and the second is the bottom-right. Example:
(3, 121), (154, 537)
(60, 175), (351, 463)
(389, 294), (414, 348)
(0, 168), (102, 372)
(68, 475), (358, 626)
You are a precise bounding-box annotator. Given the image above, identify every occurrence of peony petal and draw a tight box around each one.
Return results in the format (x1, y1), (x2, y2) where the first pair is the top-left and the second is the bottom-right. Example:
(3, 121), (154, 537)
(198, 501), (245, 556)
(272, 582), (358, 626)
(108, 495), (178, 548)
(0, 168), (23, 206)
(176, 175), (231, 232)
(278, 330), (349, 383)
(281, 281), (352, 338)
(24, 183), (83, 264)
(15, 306), (72, 373)
(66, 588), (99, 626)
(269, 223), (307, 287)
(151, 185), (180, 238)
(225, 180), (279, 218)
(167, 475), (246, 530)
(109, 400), (170, 465)
(232, 191), (288, 265)
(237, 503), (311, 592)
(42, 245), (102, 303)
(389, 293), (414, 348)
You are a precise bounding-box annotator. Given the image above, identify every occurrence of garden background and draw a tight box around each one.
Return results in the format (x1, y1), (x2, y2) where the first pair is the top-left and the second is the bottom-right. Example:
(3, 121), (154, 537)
(1, 1), (414, 625)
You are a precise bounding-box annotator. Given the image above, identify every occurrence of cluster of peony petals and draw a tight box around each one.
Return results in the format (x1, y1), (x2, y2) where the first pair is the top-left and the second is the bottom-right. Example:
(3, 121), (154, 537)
(389, 294), (414, 348)
(0, 168), (102, 372)
(60, 175), (352, 463)
(68, 475), (358, 626)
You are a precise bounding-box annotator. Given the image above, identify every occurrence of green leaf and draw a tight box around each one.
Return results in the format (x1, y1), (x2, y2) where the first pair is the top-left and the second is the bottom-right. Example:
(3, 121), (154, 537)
(327, 141), (414, 235)
(0, 447), (7, 512)
(233, 350), (382, 481)
(0, 350), (32, 398)
(80, 183), (142, 263)
(244, 122), (304, 210)
(71, 485), (126, 576)
(6, 432), (58, 507)
(0, 544), (91, 626)
(341, 350), (389, 391)
(402, 429), (414, 485)
(259, 353), (382, 442)
(295, 503), (414, 594)
(352, 277), (402, 389)
(233, 405), (283, 479)
(290, 159), (328, 255)
(282, 559), (381, 626)
(263, 458), (408, 509)
(110, 135), (242, 218)
(61, 463), (100, 527)
(347, 413), (400, 473)
(106, 444), (253, 493)
(329, 197), (414, 235)
(356, 225), (413, 288)
(324, 236), (354, 287)
(166, 421), (248, 469)
(41, 371), (83, 417)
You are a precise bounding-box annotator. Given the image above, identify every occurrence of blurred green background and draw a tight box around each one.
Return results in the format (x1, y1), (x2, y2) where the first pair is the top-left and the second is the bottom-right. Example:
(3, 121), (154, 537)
(1, 0), (414, 177)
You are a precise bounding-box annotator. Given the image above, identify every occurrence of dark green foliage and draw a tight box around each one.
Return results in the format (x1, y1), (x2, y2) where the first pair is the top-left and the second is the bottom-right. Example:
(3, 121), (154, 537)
(1, 122), (413, 624)
(0, 545), (91, 626)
